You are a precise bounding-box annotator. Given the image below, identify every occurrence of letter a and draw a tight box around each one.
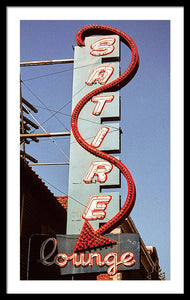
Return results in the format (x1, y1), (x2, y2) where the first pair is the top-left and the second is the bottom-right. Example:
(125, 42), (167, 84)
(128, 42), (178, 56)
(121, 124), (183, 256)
(85, 65), (114, 85)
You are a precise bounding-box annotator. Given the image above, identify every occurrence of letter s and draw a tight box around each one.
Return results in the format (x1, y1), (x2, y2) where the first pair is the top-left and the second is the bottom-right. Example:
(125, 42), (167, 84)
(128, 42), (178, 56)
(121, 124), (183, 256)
(90, 37), (116, 56)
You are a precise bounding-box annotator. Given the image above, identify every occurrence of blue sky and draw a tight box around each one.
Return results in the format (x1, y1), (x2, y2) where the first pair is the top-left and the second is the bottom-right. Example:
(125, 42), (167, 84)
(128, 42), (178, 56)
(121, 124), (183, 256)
(20, 20), (170, 279)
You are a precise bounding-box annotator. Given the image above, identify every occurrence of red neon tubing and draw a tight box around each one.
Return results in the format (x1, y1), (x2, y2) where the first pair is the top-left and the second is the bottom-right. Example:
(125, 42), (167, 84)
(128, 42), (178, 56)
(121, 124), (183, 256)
(71, 25), (139, 247)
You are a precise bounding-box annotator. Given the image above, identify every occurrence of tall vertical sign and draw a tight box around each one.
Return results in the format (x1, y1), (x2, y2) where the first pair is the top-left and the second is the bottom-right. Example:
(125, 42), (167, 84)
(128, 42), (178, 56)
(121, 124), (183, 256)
(67, 34), (121, 236)
(67, 24), (139, 252)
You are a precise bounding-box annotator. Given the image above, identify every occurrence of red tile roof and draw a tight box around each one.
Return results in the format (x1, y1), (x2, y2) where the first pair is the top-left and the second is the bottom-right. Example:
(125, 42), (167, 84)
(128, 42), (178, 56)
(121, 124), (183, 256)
(56, 196), (68, 211)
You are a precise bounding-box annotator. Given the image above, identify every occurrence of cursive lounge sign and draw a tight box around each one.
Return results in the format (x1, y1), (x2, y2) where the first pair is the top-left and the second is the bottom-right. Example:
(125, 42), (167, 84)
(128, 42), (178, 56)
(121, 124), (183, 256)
(28, 234), (140, 279)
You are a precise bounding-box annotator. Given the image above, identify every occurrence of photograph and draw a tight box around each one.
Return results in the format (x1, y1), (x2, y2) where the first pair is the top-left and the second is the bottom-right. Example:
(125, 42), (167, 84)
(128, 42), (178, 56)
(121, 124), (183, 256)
(7, 6), (184, 294)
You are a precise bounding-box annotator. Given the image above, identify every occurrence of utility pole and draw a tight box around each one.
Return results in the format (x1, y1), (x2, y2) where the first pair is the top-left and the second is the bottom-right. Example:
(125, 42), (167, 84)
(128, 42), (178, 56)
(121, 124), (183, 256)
(20, 78), (25, 158)
(20, 79), (39, 163)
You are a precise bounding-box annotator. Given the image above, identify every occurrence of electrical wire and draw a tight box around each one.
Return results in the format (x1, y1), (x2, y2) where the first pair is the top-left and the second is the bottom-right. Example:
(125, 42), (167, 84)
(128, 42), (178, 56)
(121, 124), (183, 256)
(22, 103), (69, 160)
(21, 61), (99, 82)
(30, 103), (121, 132)
(21, 81), (70, 132)
(21, 85), (121, 150)
(21, 59), (121, 135)
(21, 80), (92, 133)
(21, 74), (120, 135)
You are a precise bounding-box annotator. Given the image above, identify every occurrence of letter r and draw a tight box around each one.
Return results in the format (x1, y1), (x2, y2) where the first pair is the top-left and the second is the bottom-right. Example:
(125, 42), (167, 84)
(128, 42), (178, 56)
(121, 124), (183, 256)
(83, 161), (113, 183)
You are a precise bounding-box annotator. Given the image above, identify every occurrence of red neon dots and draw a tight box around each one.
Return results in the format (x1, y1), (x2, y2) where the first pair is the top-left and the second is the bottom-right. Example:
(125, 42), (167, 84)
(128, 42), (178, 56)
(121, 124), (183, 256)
(72, 25), (139, 252)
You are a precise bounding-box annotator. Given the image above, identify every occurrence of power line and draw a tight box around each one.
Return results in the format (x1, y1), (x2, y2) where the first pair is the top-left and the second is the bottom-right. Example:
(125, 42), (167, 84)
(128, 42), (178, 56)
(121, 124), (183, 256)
(21, 84), (121, 149)
(22, 103), (69, 160)
(30, 103), (121, 132)
(20, 62), (98, 130)
(40, 102), (71, 129)
(21, 61), (99, 82)
(21, 81), (70, 132)
(21, 79), (92, 132)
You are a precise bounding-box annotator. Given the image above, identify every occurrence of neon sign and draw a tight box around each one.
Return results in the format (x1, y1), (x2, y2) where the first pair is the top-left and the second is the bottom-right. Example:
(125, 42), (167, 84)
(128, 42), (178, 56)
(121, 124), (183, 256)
(40, 237), (137, 276)
(27, 25), (140, 279)
(68, 25), (139, 252)
(27, 234), (140, 278)
(67, 30), (122, 237)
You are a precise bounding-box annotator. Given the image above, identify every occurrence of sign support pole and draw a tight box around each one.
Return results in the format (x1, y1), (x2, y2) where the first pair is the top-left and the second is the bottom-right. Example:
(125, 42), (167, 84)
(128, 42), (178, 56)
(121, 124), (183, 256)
(20, 58), (74, 67)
